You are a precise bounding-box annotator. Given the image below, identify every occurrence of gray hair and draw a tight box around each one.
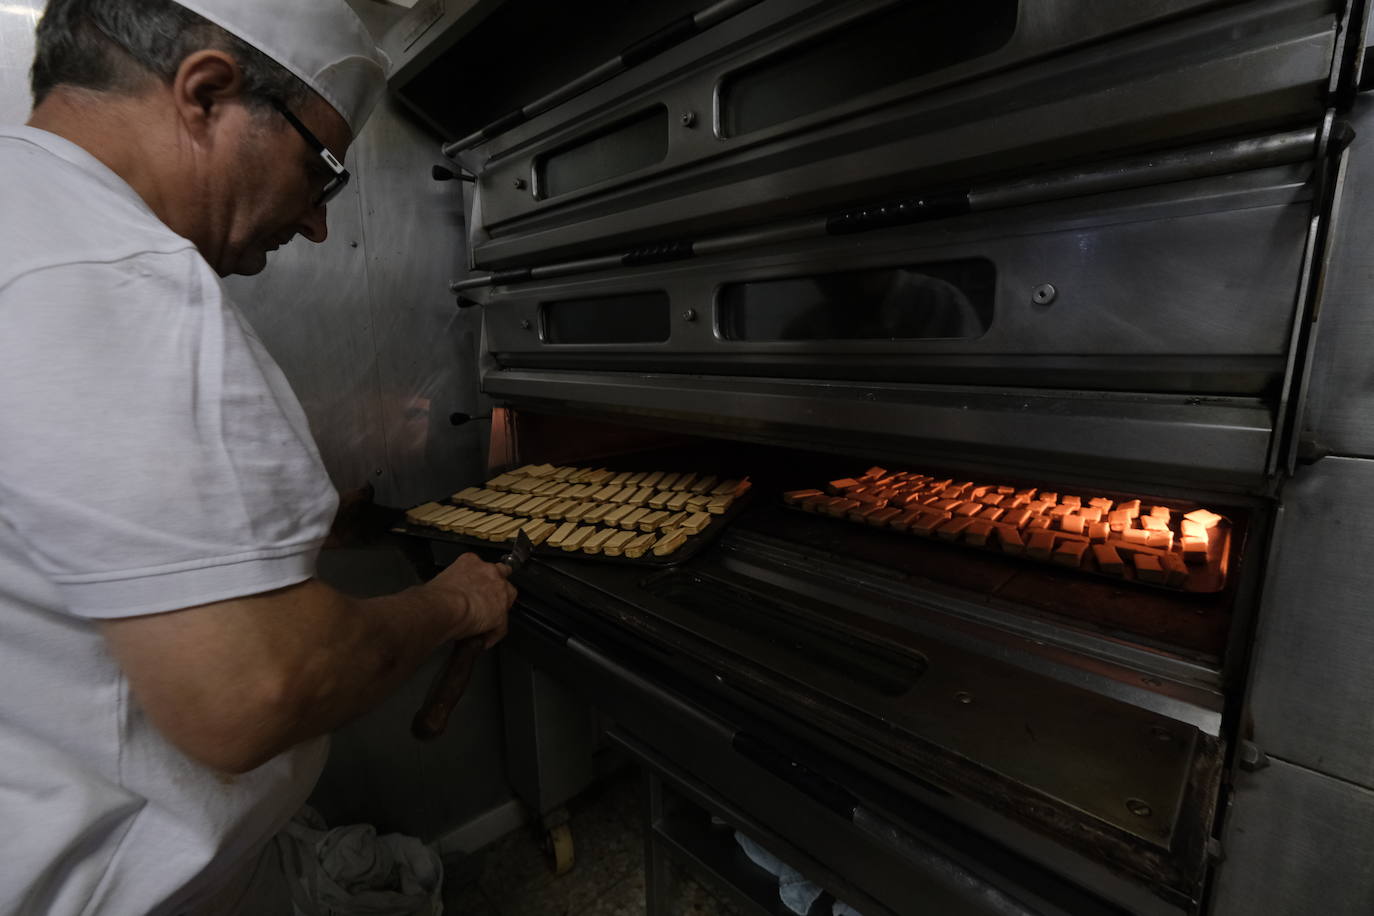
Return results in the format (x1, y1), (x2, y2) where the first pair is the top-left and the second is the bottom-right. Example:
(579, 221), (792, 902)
(30, 0), (312, 116)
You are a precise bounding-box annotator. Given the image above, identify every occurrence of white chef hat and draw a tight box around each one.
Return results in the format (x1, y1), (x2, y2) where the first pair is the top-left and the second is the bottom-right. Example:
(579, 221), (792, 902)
(172, 0), (390, 137)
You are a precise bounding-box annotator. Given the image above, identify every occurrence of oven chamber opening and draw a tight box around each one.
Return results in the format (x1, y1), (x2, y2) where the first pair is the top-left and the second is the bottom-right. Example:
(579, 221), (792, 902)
(498, 409), (1252, 668)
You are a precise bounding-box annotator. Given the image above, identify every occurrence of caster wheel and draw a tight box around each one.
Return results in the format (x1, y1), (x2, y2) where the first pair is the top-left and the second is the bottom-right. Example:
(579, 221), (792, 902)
(543, 822), (575, 876)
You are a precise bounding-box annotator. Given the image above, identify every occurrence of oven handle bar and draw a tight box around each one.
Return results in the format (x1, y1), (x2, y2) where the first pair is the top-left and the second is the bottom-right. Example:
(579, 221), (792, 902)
(450, 126), (1319, 293)
(968, 127), (1317, 211)
(440, 0), (766, 157)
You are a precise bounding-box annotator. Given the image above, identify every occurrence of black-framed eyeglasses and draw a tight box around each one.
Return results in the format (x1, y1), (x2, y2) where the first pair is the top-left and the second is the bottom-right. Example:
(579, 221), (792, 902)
(269, 98), (350, 208)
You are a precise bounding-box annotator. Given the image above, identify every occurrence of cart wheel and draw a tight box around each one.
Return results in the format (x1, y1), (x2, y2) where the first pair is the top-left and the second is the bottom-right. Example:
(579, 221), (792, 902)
(543, 822), (575, 876)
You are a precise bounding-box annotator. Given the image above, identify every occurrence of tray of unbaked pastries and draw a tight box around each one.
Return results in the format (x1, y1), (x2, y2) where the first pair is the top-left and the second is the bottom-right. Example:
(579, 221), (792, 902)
(396, 464), (752, 566)
(784, 466), (1232, 593)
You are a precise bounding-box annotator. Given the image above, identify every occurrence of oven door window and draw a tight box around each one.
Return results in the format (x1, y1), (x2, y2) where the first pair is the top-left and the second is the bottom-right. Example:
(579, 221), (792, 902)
(536, 106), (669, 199)
(718, 259), (995, 342)
(542, 291), (672, 344)
(718, 0), (1019, 138)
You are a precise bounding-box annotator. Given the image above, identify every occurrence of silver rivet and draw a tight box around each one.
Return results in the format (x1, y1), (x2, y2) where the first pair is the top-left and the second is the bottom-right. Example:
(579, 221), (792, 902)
(954, 691), (974, 705)
(513, 177), (527, 190)
(680, 111), (697, 128)
(682, 309), (697, 322)
(1126, 798), (1153, 817)
(520, 319), (532, 330)
(1032, 283), (1057, 305)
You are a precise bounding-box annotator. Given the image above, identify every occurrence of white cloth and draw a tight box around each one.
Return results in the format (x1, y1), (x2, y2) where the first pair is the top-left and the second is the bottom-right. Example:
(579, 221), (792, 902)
(173, 0), (390, 135)
(735, 832), (825, 916)
(274, 807), (443, 916)
(0, 125), (339, 916)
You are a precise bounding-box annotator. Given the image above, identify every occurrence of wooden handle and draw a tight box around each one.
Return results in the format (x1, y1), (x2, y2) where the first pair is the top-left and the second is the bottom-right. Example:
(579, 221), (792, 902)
(412, 637), (486, 740)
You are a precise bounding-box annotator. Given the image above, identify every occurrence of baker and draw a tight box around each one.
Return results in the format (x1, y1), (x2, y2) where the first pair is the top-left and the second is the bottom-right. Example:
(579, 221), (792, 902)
(0, 1), (516, 913)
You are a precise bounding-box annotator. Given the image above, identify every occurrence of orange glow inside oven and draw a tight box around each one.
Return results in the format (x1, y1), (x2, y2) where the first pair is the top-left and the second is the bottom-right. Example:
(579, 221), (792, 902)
(784, 466), (1230, 593)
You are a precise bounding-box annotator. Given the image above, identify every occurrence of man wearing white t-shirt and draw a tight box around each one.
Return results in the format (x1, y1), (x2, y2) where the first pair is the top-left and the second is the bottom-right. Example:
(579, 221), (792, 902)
(0, 1), (517, 913)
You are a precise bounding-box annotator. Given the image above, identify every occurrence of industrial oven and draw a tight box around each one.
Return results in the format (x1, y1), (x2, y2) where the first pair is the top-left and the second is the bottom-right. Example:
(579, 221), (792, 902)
(382, 0), (1374, 913)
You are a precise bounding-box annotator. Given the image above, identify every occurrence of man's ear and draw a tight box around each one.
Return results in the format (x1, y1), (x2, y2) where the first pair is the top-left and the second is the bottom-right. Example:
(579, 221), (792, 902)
(170, 49), (246, 139)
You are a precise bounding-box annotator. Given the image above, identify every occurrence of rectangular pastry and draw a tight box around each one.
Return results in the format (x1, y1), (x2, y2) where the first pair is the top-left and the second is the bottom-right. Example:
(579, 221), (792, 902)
(624, 533), (658, 558)
(964, 520), (995, 547)
(1053, 539), (1088, 567)
(1133, 554), (1165, 584)
(1092, 543), (1124, 575)
(652, 528), (691, 556)
(582, 528), (617, 554)
(937, 517), (976, 541)
(1026, 530), (1056, 560)
(602, 530), (637, 556)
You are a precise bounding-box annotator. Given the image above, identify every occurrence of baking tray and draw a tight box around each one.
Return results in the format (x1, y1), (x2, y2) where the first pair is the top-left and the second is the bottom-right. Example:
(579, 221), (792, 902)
(393, 491), (751, 568)
(781, 500), (1231, 594)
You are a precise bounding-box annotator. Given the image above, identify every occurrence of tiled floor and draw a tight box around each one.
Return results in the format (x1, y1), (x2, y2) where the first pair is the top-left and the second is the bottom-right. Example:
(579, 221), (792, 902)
(442, 771), (741, 916)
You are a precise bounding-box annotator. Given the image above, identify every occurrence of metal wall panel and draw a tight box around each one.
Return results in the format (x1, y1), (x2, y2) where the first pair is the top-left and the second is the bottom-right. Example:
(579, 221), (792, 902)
(224, 180), (394, 496)
(223, 108), (488, 507)
(352, 98), (491, 509)
(1209, 758), (1374, 916)
(0, 1), (40, 125)
(1301, 96), (1374, 458)
(1246, 456), (1374, 788)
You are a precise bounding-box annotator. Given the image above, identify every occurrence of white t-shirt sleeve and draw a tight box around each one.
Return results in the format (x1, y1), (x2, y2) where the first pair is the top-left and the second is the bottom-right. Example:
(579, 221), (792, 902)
(0, 250), (339, 619)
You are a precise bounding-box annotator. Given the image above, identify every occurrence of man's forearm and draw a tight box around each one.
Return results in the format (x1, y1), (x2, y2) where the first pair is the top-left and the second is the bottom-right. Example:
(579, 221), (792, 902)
(101, 577), (481, 774)
(272, 582), (471, 746)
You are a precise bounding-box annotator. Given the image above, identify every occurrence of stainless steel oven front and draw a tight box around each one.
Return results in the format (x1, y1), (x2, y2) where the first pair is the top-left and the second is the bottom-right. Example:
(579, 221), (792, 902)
(389, 0), (1374, 912)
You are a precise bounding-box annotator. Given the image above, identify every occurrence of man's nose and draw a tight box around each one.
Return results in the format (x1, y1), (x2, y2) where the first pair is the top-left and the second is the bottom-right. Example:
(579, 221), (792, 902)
(300, 204), (328, 244)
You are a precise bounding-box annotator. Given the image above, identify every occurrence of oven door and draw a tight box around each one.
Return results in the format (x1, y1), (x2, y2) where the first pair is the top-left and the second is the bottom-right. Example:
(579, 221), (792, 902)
(489, 535), (1225, 916)
(462, 0), (1340, 268)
